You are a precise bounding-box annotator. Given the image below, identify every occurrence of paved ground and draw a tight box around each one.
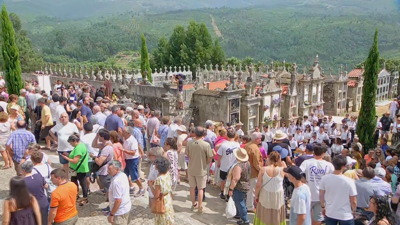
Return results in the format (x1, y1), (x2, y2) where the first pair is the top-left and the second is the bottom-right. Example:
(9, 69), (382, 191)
(0, 150), (256, 225)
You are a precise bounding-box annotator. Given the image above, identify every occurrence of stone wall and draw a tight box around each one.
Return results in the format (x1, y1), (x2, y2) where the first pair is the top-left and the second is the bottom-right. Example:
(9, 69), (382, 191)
(191, 89), (227, 126)
(322, 82), (336, 115)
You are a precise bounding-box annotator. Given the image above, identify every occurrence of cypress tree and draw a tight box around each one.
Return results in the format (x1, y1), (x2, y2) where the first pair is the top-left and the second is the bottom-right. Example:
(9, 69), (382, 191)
(140, 33), (152, 82)
(357, 29), (379, 153)
(1, 5), (22, 95)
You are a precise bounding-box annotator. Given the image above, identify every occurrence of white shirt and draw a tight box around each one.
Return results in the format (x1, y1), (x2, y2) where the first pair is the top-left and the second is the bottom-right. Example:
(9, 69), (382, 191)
(331, 144), (344, 155)
(167, 123), (179, 139)
(312, 126), (320, 133)
(320, 174), (357, 220)
(316, 132), (328, 143)
(300, 158), (334, 202)
(32, 163), (53, 179)
(294, 133), (304, 142)
(302, 120), (311, 130)
(217, 141), (239, 172)
(80, 133), (99, 162)
(390, 101), (398, 111)
(55, 105), (66, 125)
(0, 78), (5, 87)
(304, 131), (312, 140)
(289, 125), (297, 135)
(147, 164), (159, 198)
(263, 131), (273, 142)
(289, 139), (298, 149)
(0, 101), (8, 114)
(236, 129), (244, 137)
(340, 130), (351, 141)
(123, 135), (139, 159)
(51, 122), (79, 152)
(109, 172), (132, 216)
(49, 102), (59, 122)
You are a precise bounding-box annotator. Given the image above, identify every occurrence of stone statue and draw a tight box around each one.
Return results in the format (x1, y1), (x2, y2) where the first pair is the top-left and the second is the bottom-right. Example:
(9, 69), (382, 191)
(91, 66), (96, 80)
(97, 67), (103, 81)
(79, 65), (83, 79)
(104, 68), (110, 80)
(84, 66), (89, 79)
(162, 81), (173, 97)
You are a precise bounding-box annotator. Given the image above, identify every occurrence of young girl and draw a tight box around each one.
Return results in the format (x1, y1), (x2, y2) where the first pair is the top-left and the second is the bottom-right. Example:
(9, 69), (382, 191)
(289, 134), (298, 156)
(294, 128), (304, 146)
(331, 137), (344, 157)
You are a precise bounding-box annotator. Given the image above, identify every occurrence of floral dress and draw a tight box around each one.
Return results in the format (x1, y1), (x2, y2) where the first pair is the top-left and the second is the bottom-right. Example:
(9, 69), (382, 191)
(166, 150), (178, 188)
(154, 173), (174, 225)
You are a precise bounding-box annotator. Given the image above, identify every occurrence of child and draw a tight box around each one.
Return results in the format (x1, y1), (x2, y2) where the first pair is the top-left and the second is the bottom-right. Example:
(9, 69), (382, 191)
(289, 134), (298, 157)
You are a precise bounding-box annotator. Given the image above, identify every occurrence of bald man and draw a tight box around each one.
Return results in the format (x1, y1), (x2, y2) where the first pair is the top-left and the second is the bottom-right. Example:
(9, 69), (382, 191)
(92, 105), (106, 126)
(49, 112), (79, 175)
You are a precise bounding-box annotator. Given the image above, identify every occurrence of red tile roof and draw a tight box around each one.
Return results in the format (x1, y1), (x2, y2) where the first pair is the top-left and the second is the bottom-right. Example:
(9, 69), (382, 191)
(260, 74), (269, 78)
(184, 80), (243, 91)
(348, 69), (363, 78)
(347, 80), (357, 87)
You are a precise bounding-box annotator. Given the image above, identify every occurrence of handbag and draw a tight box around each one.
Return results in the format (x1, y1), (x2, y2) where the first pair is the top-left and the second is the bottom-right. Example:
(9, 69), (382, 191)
(150, 130), (161, 146)
(90, 143), (113, 173)
(69, 151), (88, 177)
(33, 164), (57, 195)
(151, 192), (166, 214)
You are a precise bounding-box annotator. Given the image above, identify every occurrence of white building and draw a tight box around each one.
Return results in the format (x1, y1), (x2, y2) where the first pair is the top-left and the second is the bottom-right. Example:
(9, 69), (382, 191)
(376, 68), (391, 102)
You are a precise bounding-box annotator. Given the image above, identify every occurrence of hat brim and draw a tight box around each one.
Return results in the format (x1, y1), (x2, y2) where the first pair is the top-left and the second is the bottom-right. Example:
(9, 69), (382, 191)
(233, 149), (249, 162)
(273, 135), (287, 140)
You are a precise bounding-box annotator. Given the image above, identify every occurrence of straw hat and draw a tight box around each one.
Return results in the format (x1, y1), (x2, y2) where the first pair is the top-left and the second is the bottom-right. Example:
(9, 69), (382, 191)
(177, 125), (187, 133)
(236, 121), (244, 126)
(233, 148), (249, 162)
(10, 105), (19, 111)
(273, 130), (287, 140)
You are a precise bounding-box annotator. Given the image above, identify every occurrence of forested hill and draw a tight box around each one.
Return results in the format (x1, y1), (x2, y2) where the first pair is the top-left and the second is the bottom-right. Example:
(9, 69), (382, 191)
(8, 0), (400, 69)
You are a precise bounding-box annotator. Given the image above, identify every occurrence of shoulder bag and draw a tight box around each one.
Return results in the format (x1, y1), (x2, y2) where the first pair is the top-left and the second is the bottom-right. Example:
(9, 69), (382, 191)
(90, 143), (113, 173)
(69, 151), (88, 177)
(151, 192), (167, 214)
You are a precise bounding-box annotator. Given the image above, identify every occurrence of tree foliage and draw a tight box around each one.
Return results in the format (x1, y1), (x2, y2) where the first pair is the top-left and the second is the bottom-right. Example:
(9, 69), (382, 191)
(140, 33), (152, 82)
(357, 30), (379, 152)
(1, 5), (22, 95)
(151, 20), (225, 73)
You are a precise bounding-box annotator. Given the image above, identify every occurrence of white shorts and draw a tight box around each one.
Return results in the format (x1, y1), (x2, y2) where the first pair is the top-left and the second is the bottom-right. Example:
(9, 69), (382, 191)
(379, 130), (390, 135)
(0, 144), (5, 151)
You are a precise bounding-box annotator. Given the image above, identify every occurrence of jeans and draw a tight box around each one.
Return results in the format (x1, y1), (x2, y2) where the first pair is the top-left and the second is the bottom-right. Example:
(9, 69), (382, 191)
(356, 207), (374, 221)
(325, 216), (354, 225)
(71, 173), (88, 198)
(233, 189), (249, 223)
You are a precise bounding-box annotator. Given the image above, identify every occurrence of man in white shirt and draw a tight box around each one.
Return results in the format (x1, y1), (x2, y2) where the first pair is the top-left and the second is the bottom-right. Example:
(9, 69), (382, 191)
(319, 155), (357, 224)
(49, 94), (59, 124)
(217, 128), (239, 200)
(120, 126), (145, 196)
(300, 143), (334, 225)
(262, 125), (273, 144)
(49, 113), (79, 176)
(55, 97), (67, 127)
(167, 117), (182, 141)
(235, 122), (244, 137)
(92, 105), (107, 127)
(107, 160), (131, 225)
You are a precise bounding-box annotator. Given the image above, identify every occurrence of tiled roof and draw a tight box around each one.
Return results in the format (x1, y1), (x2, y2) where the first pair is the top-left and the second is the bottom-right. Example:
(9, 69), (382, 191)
(347, 80), (357, 87)
(348, 69), (363, 78)
(183, 80), (244, 91)
(260, 74), (269, 78)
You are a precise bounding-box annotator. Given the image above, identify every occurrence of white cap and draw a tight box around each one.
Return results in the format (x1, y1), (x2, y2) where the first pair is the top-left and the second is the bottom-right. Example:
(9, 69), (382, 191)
(126, 107), (133, 112)
(138, 105), (144, 110)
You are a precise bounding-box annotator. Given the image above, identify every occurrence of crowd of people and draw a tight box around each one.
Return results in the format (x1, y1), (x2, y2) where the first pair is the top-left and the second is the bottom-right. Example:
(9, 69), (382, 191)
(0, 76), (400, 225)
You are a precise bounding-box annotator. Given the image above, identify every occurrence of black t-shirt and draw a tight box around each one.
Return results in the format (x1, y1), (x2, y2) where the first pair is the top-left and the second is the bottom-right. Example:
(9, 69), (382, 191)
(380, 116), (393, 131)
(95, 90), (105, 101)
(178, 78), (183, 92)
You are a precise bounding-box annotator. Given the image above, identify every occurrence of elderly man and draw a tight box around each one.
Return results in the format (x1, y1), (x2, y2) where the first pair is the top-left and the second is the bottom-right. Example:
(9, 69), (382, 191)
(49, 113), (79, 176)
(186, 126), (213, 213)
(380, 112), (393, 141)
(167, 116), (182, 142)
(235, 122), (244, 137)
(205, 120), (217, 148)
(147, 110), (160, 148)
(107, 160), (131, 225)
(371, 167), (392, 195)
(29, 87), (42, 132)
(244, 131), (263, 213)
(92, 105), (106, 127)
(120, 126), (145, 196)
(6, 121), (36, 176)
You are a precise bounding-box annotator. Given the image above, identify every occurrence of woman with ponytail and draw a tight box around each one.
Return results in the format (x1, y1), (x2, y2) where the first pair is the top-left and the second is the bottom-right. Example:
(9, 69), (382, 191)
(253, 151), (287, 225)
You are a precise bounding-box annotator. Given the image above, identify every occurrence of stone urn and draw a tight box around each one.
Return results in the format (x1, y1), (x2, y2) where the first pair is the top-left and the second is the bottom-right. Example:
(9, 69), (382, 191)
(162, 81), (173, 98)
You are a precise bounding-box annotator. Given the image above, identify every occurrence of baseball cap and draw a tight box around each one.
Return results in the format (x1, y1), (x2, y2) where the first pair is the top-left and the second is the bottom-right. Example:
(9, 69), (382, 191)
(138, 105), (144, 110)
(10, 105), (19, 111)
(126, 107), (133, 112)
(283, 166), (304, 180)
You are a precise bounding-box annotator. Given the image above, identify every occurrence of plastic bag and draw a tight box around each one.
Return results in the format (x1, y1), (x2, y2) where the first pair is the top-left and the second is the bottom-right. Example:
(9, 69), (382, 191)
(225, 197), (236, 219)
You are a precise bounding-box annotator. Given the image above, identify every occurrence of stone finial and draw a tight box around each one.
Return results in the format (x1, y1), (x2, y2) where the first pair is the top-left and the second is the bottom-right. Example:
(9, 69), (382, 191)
(383, 61), (386, 69)
(283, 60), (286, 71)
(169, 66), (172, 72)
(187, 65), (190, 72)
(315, 54), (319, 63)
(345, 64), (348, 73)
(239, 64), (242, 71)
(183, 65), (186, 72)
(227, 64), (231, 71)
(340, 64), (343, 75)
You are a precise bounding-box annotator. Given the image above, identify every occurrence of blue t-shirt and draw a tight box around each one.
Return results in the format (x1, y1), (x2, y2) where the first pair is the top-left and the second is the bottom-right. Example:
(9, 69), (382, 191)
(290, 184), (311, 225)
(105, 114), (124, 132)
(81, 105), (92, 124)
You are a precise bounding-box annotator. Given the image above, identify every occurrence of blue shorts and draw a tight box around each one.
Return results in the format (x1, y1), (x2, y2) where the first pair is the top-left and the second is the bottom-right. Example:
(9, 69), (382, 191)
(124, 158), (140, 182)
(58, 151), (72, 165)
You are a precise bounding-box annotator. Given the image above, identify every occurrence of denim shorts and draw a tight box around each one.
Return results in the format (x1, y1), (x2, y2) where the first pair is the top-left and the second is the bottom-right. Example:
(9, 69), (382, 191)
(58, 151), (72, 165)
(124, 158), (140, 182)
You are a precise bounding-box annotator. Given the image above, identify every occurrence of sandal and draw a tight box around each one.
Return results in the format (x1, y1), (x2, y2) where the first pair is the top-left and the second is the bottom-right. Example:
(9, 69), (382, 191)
(190, 202), (198, 211)
(79, 198), (88, 206)
(198, 206), (204, 214)
(2, 165), (10, 170)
